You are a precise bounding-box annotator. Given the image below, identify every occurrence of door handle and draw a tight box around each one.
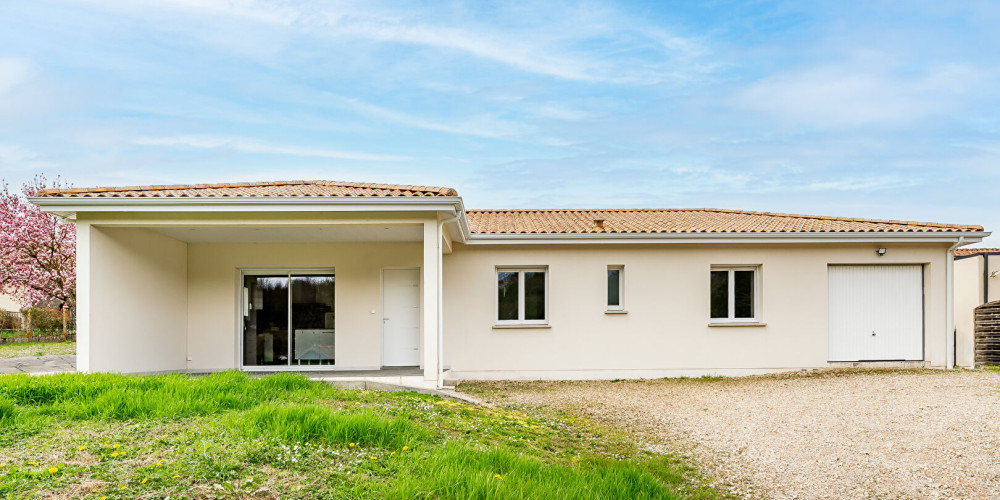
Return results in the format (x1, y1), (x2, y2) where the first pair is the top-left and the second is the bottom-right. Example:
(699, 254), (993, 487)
(871, 330), (876, 336)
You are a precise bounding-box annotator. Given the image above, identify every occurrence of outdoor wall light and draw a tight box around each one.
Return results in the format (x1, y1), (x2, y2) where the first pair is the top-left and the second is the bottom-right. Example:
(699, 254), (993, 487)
(876, 247), (887, 256)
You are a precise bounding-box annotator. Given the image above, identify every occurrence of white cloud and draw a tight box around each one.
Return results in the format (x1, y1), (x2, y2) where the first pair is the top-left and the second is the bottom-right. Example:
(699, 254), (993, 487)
(82, 0), (707, 84)
(0, 57), (34, 95)
(148, 0), (299, 25)
(0, 143), (55, 172)
(735, 61), (983, 127)
(309, 92), (528, 139)
(0, 143), (37, 163)
(133, 135), (408, 161)
(0, 57), (54, 120)
(536, 105), (589, 121)
(332, 20), (602, 82)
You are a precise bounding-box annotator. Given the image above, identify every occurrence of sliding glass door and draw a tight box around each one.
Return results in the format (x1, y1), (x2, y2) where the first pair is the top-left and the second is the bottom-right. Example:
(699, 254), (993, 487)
(242, 270), (335, 368)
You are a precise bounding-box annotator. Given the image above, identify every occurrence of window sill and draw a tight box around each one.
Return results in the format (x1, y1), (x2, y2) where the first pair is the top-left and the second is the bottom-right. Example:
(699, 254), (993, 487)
(492, 324), (552, 330)
(605, 310), (628, 315)
(708, 321), (767, 327)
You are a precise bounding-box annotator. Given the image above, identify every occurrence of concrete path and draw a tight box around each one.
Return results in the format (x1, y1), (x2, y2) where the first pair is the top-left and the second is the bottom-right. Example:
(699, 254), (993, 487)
(0, 354), (76, 374)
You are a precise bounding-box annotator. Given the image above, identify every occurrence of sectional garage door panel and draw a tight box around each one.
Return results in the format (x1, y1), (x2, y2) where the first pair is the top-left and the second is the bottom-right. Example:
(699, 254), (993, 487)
(828, 265), (924, 362)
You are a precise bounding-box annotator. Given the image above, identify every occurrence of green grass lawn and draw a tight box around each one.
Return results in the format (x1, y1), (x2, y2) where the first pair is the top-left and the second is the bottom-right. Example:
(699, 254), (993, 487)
(0, 372), (719, 499)
(0, 341), (75, 359)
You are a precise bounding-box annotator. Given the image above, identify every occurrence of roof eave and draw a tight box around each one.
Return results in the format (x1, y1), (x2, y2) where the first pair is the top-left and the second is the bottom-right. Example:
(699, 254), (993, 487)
(955, 250), (1000, 260)
(30, 195), (464, 215)
(464, 231), (990, 244)
(30, 195), (471, 244)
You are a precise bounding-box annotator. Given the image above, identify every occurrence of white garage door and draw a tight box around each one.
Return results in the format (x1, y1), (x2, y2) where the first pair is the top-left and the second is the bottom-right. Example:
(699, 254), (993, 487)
(828, 265), (923, 362)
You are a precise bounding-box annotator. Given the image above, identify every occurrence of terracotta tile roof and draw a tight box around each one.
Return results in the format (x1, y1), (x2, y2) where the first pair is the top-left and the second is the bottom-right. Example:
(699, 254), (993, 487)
(33, 180), (984, 235)
(955, 248), (1000, 256)
(35, 180), (458, 198)
(466, 208), (983, 234)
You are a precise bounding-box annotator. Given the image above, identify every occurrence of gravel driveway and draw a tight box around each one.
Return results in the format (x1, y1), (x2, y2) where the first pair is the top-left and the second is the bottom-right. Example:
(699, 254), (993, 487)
(467, 370), (1000, 499)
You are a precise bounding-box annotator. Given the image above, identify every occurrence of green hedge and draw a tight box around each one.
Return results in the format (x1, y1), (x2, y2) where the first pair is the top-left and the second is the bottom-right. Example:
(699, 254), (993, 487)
(0, 307), (74, 335)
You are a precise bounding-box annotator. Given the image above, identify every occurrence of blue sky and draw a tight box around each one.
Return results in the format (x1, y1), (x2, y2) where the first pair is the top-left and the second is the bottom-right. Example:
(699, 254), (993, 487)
(1, 0), (998, 245)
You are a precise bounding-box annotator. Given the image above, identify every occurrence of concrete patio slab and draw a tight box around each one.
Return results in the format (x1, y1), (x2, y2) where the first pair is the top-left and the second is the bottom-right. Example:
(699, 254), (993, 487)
(0, 354), (76, 374)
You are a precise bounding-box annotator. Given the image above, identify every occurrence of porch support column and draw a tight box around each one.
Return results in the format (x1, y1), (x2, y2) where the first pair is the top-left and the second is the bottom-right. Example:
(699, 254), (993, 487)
(421, 220), (440, 381)
(75, 222), (91, 373)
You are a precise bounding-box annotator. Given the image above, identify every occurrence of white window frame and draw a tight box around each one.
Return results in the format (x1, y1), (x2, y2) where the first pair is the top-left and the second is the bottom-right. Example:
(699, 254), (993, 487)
(607, 265), (624, 311)
(710, 265), (761, 324)
(495, 266), (548, 325)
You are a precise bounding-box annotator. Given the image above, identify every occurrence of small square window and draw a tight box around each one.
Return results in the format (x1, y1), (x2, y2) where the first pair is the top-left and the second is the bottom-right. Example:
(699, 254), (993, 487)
(496, 267), (548, 325)
(607, 265), (624, 311)
(710, 266), (760, 323)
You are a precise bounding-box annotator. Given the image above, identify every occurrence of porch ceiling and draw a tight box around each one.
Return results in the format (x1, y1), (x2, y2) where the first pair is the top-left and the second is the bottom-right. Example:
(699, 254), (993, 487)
(148, 224), (423, 243)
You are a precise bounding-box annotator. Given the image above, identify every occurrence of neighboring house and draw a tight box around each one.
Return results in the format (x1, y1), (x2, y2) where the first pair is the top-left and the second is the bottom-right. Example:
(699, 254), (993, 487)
(954, 248), (1000, 367)
(0, 292), (20, 312)
(30, 181), (990, 383)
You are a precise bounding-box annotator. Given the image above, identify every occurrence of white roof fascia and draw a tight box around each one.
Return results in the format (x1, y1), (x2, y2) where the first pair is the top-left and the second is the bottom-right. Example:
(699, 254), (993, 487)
(29, 195), (462, 212)
(29, 195), (470, 243)
(463, 231), (989, 245)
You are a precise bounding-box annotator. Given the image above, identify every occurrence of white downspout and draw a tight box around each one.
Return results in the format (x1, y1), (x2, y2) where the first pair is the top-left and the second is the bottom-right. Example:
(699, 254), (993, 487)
(946, 236), (965, 369)
(437, 212), (461, 389)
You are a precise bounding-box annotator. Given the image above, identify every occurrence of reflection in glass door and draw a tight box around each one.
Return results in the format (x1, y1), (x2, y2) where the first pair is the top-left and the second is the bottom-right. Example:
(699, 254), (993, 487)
(243, 270), (335, 368)
(243, 275), (288, 366)
(291, 275), (336, 366)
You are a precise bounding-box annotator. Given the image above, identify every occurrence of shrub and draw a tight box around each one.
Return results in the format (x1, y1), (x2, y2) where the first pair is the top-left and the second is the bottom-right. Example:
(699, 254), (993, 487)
(0, 310), (22, 331)
(23, 307), (73, 334)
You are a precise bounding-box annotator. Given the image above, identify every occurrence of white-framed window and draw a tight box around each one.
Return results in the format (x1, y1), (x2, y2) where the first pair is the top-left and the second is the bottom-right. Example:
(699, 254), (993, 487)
(607, 265), (624, 311)
(496, 267), (548, 325)
(710, 266), (760, 323)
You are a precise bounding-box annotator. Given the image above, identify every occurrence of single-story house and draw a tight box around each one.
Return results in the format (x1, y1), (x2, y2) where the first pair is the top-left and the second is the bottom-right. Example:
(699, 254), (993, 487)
(31, 180), (990, 384)
(955, 248), (1000, 366)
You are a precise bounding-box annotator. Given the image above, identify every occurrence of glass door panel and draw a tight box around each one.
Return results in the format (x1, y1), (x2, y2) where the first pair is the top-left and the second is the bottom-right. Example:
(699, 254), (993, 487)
(243, 275), (289, 366)
(291, 275), (336, 366)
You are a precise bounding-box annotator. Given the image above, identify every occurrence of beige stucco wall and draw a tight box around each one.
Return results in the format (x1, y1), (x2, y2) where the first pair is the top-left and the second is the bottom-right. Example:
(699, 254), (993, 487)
(86, 227), (188, 373)
(989, 255), (1000, 303)
(443, 242), (950, 379)
(0, 292), (19, 311)
(955, 256), (982, 368)
(186, 241), (422, 371)
(955, 254), (1000, 367)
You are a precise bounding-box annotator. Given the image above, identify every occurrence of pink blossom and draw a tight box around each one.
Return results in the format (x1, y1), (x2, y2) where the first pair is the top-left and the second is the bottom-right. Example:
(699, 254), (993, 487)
(0, 175), (76, 309)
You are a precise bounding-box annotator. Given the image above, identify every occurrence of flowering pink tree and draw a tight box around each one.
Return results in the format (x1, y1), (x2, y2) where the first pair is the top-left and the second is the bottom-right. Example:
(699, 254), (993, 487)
(0, 175), (76, 310)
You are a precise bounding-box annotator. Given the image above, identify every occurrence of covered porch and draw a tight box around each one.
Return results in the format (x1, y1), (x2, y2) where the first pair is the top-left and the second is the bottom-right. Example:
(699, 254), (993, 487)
(75, 217), (451, 380)
(31, 185), (471, 385)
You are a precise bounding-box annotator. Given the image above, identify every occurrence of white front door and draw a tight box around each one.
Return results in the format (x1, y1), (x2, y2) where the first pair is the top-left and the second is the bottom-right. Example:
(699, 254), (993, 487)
(828, 265), (924, 361)
(382, 268), (421, 366)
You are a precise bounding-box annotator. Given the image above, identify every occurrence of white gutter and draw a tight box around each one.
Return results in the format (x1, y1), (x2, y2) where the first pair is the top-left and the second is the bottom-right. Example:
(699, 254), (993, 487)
(29, 196), (462, 207)
(947, 236), (966, 369)
(466, 231), (989, 244)
(436, 212), (462, 389)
